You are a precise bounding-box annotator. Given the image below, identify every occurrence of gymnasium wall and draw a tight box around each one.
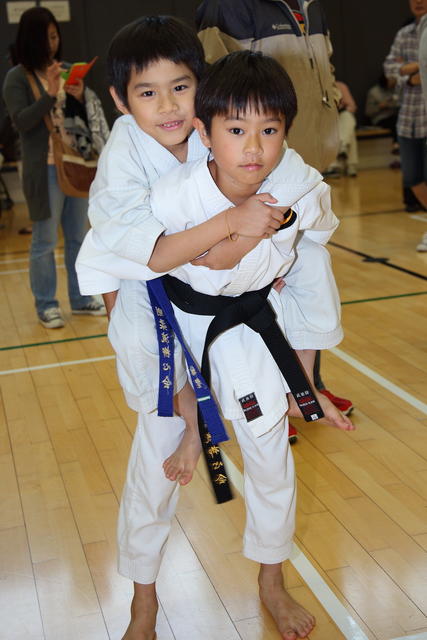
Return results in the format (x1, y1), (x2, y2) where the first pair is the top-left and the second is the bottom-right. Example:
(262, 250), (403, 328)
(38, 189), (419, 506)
(0, 1), (414, 125)
(322, 0), (410, 123)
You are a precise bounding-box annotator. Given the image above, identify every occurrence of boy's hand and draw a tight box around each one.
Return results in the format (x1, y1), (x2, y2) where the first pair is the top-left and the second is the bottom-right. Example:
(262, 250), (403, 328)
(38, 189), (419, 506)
(230, 193), (287, 238)
(272, 277), (285, 293)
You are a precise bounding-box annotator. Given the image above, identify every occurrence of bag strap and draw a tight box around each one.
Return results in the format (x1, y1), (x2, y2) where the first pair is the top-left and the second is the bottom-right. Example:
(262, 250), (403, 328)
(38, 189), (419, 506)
(26, 71), (55, 134)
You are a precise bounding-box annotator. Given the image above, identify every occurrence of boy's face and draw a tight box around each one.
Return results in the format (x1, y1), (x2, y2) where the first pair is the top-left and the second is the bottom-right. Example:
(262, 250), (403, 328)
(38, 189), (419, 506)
(194, 108), (286, 193)
(110, 58), (197, 153)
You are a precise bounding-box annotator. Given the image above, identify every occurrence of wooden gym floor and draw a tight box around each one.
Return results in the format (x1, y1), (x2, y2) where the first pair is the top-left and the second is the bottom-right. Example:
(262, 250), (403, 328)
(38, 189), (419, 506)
(0, 166), (426, 640)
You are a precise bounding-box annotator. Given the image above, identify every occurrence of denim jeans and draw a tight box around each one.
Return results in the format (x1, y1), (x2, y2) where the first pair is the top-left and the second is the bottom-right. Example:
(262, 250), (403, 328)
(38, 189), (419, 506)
(30, 165), (92, 314)
(398, 135), (427, 188)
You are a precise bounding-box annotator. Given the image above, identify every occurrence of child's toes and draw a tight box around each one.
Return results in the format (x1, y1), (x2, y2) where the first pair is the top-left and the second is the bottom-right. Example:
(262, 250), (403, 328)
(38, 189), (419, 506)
(340, 414), (354, 430)
(179, 472), (192, 485)
(164, 464), (177, 480)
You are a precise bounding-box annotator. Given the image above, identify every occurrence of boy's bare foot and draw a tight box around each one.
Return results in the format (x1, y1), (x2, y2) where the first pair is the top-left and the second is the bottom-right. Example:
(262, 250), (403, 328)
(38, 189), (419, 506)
(164, 381), (202, 485)
(315, 390), (354, 430)
(163, 428), (202, 485)
(287, 391), (354, 431)
(122, 582), (158, 640)
(259, 565), (315, 639)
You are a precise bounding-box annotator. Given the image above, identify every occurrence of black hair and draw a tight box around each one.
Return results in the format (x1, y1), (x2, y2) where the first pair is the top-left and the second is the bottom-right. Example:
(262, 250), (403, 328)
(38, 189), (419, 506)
(15, 7), (61, 71)
(195, 50), (298, 134)
(107, 15), (206, 108)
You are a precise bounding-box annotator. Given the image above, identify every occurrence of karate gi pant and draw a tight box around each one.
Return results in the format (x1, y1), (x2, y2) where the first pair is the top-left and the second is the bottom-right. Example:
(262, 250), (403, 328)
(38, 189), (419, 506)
(117, 411), (296, 584)
(280, 234), (343, 350)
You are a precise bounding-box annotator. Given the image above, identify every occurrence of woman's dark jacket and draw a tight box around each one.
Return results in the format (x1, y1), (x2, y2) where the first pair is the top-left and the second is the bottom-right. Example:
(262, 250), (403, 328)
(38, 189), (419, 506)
(3, 64), (57, 221)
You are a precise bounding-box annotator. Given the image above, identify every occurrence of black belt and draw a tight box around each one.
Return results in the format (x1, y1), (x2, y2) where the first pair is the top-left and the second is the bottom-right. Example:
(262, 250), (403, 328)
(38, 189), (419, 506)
(163, 273), (324, 429)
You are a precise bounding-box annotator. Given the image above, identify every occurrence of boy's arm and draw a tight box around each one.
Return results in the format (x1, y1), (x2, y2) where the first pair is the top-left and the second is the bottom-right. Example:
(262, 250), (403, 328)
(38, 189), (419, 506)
(76, 195), (283, 291)
(190, 235), (260, 270)
(89, 184), (165, 268)
(76, 228), (160, 293)
(190, 204), (289, 270)
(102, 291), (118, 319)
(83, 129), (282, 281)
(189, 174), (337, 273)
(147, 194), (284, 272)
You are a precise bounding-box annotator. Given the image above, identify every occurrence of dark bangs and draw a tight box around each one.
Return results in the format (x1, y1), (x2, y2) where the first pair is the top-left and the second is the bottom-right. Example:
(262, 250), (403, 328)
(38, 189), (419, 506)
(107, 15), (206, 107)
(16, 7), (61, 72)
(195, 50), (297, 134)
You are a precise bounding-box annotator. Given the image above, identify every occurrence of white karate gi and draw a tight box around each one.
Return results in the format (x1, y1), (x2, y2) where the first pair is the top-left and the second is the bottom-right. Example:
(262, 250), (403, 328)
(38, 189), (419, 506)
(77, 117), (342, 414)
(116, 150), (340, 583)
(147, 152), (340, 433)
(76, 114), (341, 582)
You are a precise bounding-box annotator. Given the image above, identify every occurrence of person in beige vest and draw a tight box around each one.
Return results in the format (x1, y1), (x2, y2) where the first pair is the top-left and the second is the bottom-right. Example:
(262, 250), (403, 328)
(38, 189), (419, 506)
(196, 0), (339, 172)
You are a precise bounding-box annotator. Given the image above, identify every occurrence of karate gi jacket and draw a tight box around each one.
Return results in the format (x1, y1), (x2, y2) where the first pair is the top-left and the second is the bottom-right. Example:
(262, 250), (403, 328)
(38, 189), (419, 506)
(140, 150), (339, 434)
(76, 115), (341, 425)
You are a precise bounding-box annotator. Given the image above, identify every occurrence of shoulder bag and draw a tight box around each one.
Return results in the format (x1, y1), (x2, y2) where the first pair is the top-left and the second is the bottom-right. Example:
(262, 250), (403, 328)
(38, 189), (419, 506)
(27, 71), (97, 198)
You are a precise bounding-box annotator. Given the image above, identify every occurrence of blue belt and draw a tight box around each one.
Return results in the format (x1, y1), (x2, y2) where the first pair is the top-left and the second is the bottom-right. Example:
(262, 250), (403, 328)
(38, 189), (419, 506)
(147, 277), (233, 504)
(147, 277), (228, 443)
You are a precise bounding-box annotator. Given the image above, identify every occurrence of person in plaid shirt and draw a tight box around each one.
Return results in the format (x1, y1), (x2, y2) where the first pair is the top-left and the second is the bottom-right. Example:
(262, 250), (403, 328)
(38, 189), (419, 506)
(384, 0), (427, 212)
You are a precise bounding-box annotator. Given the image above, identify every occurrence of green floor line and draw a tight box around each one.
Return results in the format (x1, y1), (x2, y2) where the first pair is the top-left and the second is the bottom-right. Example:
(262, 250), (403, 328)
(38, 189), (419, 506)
(0, 333), (108, 351)
(1, 291), (426, 352)
(341, 291), (427, 305)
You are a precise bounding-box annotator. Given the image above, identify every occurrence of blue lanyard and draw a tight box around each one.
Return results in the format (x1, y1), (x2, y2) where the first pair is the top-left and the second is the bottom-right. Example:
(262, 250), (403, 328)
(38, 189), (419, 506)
(146, 278), (229, 445)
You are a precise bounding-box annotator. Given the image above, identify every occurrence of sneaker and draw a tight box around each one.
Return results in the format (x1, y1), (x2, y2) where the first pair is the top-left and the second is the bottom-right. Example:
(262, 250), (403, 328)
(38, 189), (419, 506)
(72, 301), (107, 316)
(319, 388), (354, 415)
(288, 423), (298, 444)
(347, 165), (357, 177)
(38, 306), (65, 329)
(416, 232), (427, 252)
